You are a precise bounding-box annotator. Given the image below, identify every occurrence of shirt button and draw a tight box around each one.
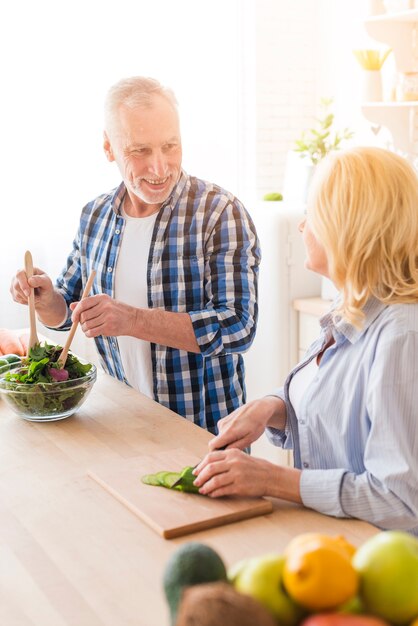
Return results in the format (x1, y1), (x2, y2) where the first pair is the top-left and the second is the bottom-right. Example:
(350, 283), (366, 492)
(115, 229), (120, 235)
(107, 266), (113, 273)
(303, 462), (309, 468)
(299, 419), (305, 425)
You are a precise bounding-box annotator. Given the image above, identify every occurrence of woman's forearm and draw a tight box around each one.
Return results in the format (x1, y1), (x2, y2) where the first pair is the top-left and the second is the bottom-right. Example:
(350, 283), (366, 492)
(262, 395), (287, 431)
(265, 462), (303, 503)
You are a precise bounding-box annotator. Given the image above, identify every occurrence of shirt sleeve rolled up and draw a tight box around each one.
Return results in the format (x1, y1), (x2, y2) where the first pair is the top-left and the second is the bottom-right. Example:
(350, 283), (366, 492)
(189, 199), (260, 357)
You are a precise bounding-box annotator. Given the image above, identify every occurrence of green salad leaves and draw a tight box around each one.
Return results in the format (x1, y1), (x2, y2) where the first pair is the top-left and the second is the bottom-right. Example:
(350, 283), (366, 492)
(1, 342), (94, 418)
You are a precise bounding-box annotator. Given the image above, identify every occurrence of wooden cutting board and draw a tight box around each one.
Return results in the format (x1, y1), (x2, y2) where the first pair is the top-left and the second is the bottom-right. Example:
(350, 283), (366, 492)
(88, 448), (273, 539)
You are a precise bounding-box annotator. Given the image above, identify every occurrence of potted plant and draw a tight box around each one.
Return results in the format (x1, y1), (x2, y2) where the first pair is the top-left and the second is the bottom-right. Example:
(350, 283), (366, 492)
(294, 97), (354, 166)
(283, 98), (354, 206)
(290, 99), (354, 301)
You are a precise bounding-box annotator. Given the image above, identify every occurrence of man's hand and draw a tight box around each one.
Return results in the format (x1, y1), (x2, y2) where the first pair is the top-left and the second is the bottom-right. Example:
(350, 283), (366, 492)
(10, 267), (67, 327)
(70, 294), (136, 338)
(10, 266), (55, 307)
(70, 295), (200, 352)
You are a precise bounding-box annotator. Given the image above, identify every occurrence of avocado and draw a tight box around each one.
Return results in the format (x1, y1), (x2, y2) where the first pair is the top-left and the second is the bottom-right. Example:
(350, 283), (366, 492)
(163, 542), (227, 625)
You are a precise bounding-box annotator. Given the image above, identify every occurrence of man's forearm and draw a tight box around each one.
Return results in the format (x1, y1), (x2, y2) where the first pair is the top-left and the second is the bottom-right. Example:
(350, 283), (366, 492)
(132, 308), (200, 353)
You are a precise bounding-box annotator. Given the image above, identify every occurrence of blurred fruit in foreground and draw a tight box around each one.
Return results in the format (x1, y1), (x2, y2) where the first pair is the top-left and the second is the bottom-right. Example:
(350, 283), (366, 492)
(283, 533), (358, 611)
(163, 542), (227, 625)
(227, 556), (251, 585)
(285, 533), (356, 559)
(353, 531), (418, 625)
(175, 581), (277, 626)
(337, 596), (364, 615)
(300, 613), (391, 626)
(233, 553), (304, 626)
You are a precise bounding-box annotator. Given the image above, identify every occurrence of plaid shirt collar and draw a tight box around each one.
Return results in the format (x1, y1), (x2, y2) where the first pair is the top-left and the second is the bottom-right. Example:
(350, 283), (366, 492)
(109, 170), (189, 216)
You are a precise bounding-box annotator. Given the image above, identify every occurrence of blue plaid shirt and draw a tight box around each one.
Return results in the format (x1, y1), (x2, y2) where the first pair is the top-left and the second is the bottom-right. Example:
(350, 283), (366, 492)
(54, 171), (260, 433)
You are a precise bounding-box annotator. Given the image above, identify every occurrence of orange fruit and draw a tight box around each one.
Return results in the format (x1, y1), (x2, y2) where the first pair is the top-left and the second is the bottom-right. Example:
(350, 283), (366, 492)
(283, 533), (358, 611)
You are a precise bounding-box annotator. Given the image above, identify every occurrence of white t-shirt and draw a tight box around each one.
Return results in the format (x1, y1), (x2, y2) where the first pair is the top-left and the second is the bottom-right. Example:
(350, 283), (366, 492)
(114, 208), (158, 398)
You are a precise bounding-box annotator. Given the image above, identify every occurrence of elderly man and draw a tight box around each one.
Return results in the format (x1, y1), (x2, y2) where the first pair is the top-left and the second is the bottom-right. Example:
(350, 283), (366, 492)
(11, 76), (260, 434)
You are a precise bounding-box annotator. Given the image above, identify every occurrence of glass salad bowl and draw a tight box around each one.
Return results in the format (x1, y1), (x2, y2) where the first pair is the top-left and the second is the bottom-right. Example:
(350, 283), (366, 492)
(0, 359), (97, 422)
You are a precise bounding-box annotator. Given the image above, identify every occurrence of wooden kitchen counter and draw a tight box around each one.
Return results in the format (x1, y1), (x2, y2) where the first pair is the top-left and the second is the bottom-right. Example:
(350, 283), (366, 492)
(0, 372), (378, 626)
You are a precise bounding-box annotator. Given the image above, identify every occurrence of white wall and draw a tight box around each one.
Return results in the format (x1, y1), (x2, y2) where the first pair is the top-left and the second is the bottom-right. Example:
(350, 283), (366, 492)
(0, 0), (245, 329)
(255, 0), (318, 199)
(1, 1), (378, 330)
(253, 0), (393, 200)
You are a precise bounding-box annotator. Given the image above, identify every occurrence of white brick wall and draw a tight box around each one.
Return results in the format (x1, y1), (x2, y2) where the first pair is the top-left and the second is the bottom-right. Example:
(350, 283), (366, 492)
(252, 0), (365, 200)
(255, 0), (319, 199)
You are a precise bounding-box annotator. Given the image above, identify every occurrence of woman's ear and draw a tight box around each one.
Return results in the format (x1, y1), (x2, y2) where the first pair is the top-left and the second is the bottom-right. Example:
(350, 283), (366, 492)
(103, 131), (115, 162)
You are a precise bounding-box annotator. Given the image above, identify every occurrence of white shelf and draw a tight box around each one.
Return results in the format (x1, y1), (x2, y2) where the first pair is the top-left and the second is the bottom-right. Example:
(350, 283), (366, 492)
(362, 8), (418, 153)
(361, 103), (418, 152)
(362, 100), (418, 106)
(365, 9), (418, 23)
(364, 12), (418, 71)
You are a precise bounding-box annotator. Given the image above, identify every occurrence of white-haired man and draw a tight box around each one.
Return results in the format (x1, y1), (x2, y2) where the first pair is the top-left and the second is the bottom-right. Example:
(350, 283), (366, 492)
(11, 76), (260, 434)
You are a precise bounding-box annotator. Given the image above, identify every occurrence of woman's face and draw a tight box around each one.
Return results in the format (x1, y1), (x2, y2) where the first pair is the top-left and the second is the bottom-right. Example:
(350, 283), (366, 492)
(298, 215), (330, 278)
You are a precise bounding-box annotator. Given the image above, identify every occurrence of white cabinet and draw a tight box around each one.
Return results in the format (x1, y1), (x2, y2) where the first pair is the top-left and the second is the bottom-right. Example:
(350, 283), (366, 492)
(293, 297), (331, 360)
(244, 203), (322, 467)
(363, 9), (418, 153)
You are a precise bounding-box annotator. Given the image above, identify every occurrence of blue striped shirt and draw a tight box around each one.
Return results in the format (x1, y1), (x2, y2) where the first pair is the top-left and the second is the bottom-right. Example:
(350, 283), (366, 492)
(53, 171), (260, 433)
(268, 297), (418, 534)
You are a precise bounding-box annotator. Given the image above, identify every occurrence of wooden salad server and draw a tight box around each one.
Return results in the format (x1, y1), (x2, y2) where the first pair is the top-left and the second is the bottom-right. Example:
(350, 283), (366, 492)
(57, 270), (96, 368)
(24, 250), (40, 352)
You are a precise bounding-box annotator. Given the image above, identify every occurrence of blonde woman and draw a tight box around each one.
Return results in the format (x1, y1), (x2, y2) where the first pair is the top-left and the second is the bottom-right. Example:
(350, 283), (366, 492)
(193, 147), (418, 534)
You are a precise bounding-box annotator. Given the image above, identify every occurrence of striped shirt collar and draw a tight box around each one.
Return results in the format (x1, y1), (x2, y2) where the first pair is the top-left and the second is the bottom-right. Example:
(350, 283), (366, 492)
(319, 296), (387, 344)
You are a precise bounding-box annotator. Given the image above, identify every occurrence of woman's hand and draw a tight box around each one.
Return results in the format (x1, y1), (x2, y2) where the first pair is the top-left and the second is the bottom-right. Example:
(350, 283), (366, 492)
(208, 396), (286, 451)
(193, 448), (303, 503)
(193, 448), (273, 498)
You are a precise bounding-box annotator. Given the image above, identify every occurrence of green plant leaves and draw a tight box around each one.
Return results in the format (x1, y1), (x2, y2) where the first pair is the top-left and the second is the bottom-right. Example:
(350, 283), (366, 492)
(294, 99), (354, 165)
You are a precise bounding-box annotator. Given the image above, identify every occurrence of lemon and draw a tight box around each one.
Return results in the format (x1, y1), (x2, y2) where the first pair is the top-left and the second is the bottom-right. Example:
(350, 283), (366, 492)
(283, 533), (358, 611)
(285, 532), (356, 559)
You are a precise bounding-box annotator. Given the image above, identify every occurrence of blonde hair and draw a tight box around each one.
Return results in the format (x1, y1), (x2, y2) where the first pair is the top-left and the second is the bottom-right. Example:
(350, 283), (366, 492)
(104, 76), (178, 135)
(308, 146), (418, 327)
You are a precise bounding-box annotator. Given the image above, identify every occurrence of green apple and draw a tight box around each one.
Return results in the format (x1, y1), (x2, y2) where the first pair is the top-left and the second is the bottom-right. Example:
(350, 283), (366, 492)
(353, 531), (418, 625)
(228, 557), (252, 585)
(234, 553), (304, 626)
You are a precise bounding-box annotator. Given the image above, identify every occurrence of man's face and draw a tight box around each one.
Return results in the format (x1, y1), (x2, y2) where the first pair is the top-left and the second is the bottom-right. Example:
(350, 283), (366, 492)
(104, 95), (182, 210)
